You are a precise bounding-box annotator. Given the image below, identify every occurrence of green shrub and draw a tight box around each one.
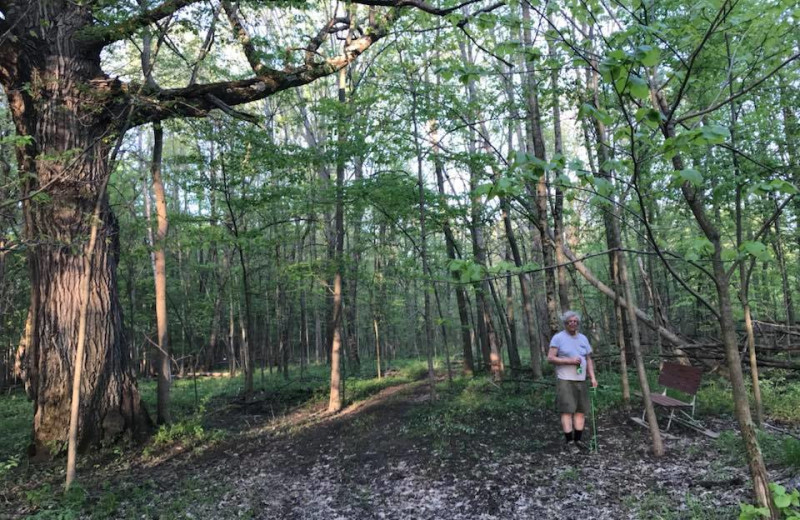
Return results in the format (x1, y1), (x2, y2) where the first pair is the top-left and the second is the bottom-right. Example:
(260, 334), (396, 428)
(716, 431), (800, 469)
(0, 391), (33, 474)
(739, 483), (800, 519)
(23, 483), (88, 520)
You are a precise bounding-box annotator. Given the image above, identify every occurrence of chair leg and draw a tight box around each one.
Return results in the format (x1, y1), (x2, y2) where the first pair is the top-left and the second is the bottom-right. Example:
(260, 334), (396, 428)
(665, 408), (675, 431)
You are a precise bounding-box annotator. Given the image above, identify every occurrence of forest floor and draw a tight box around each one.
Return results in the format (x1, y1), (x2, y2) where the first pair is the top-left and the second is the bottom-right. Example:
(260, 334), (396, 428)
(4, 372), (799, 519)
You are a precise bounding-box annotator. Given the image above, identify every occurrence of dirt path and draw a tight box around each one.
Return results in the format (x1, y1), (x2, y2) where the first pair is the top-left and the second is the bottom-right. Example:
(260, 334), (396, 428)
(106, 381), (759, 519)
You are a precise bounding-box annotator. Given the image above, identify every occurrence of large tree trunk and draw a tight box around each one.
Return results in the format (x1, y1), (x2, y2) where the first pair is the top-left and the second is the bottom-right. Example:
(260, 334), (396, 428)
(2, 15), (150, 455)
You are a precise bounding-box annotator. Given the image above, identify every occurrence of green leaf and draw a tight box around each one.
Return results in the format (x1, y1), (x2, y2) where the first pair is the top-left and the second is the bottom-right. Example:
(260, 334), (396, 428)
(698, 125), (730, 145)
(524, 47), (542, 61)
(614, 75), (628, 94)
(768, 179), (799, 195)
(721, 248), (737, 262)
(593, 177), (614, 197)
(677, 168), (703, 187)
(638, 45), (660, 66)
(579, 103), (613, 126)
(737, 503), (770, 520)
(568, 158), (585, 173)
(635, 107), (661, 129)
(740, 241), (770, 262)
(685, 237), (713, 261)
(608, 49), (626, 60)
(629, 76), (650, 99)
(473, 183), (493, 197)
(775, 494), (792, 509)
(476, 14), (497, 30)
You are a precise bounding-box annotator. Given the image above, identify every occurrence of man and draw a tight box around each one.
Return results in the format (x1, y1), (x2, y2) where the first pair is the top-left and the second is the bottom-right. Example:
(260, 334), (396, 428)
(547, 311), (598, 452)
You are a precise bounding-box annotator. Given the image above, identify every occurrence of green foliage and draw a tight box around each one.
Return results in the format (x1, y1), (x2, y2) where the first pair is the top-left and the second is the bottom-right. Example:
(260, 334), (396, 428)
(23, 483), (88, 520)
(739, 483), (800, 519)
(148, 418), (226, 452)
(447, 258), (485, 283)
(403, 376), (548, 456)
(0, 392), (32, 478)
(699, 373), (800, 423)
(625, 490), (737, 519)
(716, 430), (800, 470)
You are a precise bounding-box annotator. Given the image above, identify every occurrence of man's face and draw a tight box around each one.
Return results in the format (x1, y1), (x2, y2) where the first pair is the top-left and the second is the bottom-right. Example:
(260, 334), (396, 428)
(566, 318), (580, 334)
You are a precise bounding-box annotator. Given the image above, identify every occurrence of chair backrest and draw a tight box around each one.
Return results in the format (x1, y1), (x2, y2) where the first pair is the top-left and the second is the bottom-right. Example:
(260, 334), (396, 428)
(658, 362), (703, 395)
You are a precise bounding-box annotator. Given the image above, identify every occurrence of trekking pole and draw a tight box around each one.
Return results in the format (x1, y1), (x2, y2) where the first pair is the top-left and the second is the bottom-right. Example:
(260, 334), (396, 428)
(590, 386), (598, 452)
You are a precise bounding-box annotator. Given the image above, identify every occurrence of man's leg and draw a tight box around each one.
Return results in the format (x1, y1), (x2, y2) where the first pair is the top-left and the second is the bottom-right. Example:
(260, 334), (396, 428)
(561, 413), (574, 443)
(573, 413), (586, 446)
(574, 413), (585, 431)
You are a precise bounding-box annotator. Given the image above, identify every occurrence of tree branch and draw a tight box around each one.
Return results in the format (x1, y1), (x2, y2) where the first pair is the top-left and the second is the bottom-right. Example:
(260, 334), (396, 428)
(129, 12), (395, 124)
(676, 50), (800, 124)
(665, 0), (736, 124)
(221, 0), (281, 77)
(86, 0), (207, 46)
(350, 0), (487, 15)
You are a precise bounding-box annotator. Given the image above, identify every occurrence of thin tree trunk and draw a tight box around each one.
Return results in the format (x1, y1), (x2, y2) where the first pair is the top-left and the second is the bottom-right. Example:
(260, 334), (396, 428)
(585, 34), (630, 402)
(328, 67), (347, 413)
(521, 2), (559, 338)
(148, 122), (171, 424)
(548, 35), (570, 314)
(409, 79), (437, 397)
(432, 127), (475, 375)
(618, 249), (664, 456)
(501, 63), (543, 378)
(727, 38), (765, 427)
(655, 82), (773, 511)
(221, 152), (253, 398)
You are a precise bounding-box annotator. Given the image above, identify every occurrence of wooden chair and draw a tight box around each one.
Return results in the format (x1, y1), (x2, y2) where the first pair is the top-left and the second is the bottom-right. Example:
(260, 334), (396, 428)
(644, 362), (703, 432)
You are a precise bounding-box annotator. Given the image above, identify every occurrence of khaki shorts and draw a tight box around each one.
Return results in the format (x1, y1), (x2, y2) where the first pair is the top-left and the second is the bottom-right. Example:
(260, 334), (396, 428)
(556, 379), (590, 414)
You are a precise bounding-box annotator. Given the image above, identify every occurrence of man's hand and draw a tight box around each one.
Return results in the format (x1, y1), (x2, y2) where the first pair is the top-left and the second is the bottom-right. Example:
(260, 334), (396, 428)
(590, 377), (598, 388)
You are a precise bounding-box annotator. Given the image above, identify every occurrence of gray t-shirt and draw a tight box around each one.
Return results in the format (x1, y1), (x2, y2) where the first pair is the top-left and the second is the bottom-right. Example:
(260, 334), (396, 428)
(550, 330), (592, 381)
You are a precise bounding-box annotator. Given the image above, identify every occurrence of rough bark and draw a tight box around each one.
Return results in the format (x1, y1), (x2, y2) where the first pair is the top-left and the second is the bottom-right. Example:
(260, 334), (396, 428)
(1, 8), (151, 455)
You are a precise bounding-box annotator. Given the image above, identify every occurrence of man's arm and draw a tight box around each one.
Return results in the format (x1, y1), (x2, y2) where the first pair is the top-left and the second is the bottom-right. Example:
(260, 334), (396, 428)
(547, 347), (580, 366)
(587, 356), (598, 387)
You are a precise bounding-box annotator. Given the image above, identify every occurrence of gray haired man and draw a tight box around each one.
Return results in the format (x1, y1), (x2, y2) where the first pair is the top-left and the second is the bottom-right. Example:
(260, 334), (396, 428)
(547, 311), (597, 451)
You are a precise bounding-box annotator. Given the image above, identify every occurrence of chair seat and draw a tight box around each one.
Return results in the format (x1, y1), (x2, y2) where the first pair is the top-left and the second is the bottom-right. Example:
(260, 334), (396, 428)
(650, 393), (691, 408)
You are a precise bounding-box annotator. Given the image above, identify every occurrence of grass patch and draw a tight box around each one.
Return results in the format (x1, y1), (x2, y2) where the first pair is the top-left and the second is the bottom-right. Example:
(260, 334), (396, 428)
(759, 372), (800, 423)
(20, 475), (230, 519)
(623, 490), (737, 519)
(403, 376), (546, 457)
(0, 391), (32, 478)
(715, 430), (800, 469)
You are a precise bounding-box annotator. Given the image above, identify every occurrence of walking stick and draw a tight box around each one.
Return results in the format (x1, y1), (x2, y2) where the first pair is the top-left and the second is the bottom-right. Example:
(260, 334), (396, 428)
(590, 386), (598, 452)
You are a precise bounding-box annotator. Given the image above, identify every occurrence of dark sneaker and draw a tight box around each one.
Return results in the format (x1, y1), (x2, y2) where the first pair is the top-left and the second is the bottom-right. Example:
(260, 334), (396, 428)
(574, 440), (590, 452)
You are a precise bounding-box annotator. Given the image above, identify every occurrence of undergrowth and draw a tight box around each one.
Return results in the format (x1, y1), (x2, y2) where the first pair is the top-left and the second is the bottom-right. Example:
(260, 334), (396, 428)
(3, 359), (799, 519)
(0, 391), (31, 480)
